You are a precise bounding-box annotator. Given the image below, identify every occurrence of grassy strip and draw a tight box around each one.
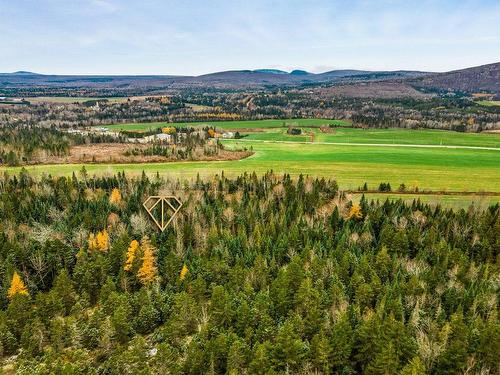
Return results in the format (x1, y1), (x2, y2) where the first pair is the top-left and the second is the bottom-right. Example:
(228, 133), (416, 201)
(241, 127), (500, 148)
(352, 192), (500, 209)
(476, 100), (500, 107)
(26, 96), (128, 103)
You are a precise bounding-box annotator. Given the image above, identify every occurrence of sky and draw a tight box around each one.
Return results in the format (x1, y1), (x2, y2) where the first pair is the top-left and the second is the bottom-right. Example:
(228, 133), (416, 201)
(1, 0), (499, 75)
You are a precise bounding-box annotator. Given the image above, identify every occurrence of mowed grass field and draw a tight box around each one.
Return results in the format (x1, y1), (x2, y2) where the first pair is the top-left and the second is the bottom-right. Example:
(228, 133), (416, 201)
(103, 119), (350, 132)
(241, 127), (500, 148)
(3, 119), (500, 206)
(476, 100), (500, 107)
(27, 97), (129, 104)
(4, 141), (500, 193)
(352, 193), (500, 210)
(103, 119), (500, 148)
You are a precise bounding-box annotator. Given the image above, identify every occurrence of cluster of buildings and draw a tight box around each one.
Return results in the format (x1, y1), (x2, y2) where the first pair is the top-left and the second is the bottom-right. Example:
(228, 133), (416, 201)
(64, 126), (235, 144)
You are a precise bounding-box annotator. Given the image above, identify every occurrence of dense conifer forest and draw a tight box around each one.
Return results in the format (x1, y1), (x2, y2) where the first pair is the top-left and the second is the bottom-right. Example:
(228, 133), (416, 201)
(0, 171), (498, 374)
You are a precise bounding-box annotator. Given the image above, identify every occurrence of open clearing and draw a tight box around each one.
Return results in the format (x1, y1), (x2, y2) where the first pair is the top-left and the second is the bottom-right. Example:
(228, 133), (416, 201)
(241, 127), (500, 148)
(26, 96), (129, 104)
(351, 192), (500, 209)
(103, 119), (500, 148)
(103, 118), (350, 132)
(4, 141), (499, 192)
(4, 120), (500, 206)
(476, 100), (500, 107)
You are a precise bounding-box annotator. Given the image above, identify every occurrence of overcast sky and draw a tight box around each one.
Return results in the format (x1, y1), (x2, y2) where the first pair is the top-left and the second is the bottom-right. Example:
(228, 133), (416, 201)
(1, 0), (499, 75)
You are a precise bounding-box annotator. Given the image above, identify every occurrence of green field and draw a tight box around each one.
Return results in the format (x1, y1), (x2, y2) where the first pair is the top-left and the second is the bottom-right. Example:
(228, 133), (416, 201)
(103, 118), (350, 132)
(353, 193), (500, 209)
(4, 141), (499, 192)
(103, 119), (500, 148)
(241, 127), (500, 148)
(26, 96), (129, 104)
(3, 120), (500, 207)
(477, 100), (500, 107)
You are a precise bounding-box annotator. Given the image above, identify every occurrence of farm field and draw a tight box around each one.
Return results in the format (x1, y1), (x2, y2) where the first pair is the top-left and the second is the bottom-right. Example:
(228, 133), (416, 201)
(241, 127), (500, 148)
(4, 140), (500, 193)
(102, 118), (350, 132)
(26, 96), (129, 103)
(476, 100), (500, 106)
(103, 119), (500, 148)
(4, 120), (500, 206)
(352, 192), (500, 209)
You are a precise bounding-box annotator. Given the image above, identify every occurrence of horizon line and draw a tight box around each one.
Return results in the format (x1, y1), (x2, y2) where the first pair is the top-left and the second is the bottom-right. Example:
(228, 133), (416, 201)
(1, 61), (498, 77)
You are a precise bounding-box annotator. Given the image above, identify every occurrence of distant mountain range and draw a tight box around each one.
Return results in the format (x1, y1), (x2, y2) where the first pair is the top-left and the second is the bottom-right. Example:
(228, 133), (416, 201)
(1, 62), (498, 95)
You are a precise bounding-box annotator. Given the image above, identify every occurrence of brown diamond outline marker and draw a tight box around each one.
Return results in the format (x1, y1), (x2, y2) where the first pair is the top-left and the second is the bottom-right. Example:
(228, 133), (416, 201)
(143, 196), (182, 232)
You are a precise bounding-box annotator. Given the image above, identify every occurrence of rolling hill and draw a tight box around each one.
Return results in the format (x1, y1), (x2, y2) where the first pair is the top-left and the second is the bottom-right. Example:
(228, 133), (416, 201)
(409, 62), (500, 93)
(0, 69), (428, 91)
(0, 62), (498, 94)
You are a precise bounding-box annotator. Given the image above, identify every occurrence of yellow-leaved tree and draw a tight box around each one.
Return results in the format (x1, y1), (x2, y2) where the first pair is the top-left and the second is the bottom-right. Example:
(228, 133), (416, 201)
(8, 271), (29, 299)
(109, 188), (122, 205)
(124, 239), (139, 271)
(88, 230), (109, 252)
(179, 264), (189, 281)
(162, 127), (176, 134)
(348, 203), (363, 220)
(137, 237), (158, 285)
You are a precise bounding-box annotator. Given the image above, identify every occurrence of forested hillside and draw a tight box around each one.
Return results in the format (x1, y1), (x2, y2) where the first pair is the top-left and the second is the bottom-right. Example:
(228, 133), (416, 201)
(0, 171), (498, 374)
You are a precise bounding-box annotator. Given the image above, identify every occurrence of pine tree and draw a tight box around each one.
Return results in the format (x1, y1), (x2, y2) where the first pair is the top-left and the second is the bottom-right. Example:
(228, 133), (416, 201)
(227, 339), (248, 374)
(273, 320), (307, 371)
(8, 271), (29, 299)
(399, 357), (426, 375)
(52, 269), (76, 315)
(330, 313), (353, 370)
(249, 342), (273, 375)
(111, 302), (132, 344)
(435, 313), (469, 374)
(366, 343), (400, 374)
(310, 332), (331, 374)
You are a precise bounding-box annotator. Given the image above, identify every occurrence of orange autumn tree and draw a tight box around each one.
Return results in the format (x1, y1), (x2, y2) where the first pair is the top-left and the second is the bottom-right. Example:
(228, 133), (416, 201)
(137, 237), (158, 285)
(8, 271), (29, 299)
(348, 203), (363, 220)
(179, 264), (189, 281)
(161, 127), (176, 134)
(109, 188), (122, 205)
(124, 239), (139, 271)
(88, 230), (109, 252)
